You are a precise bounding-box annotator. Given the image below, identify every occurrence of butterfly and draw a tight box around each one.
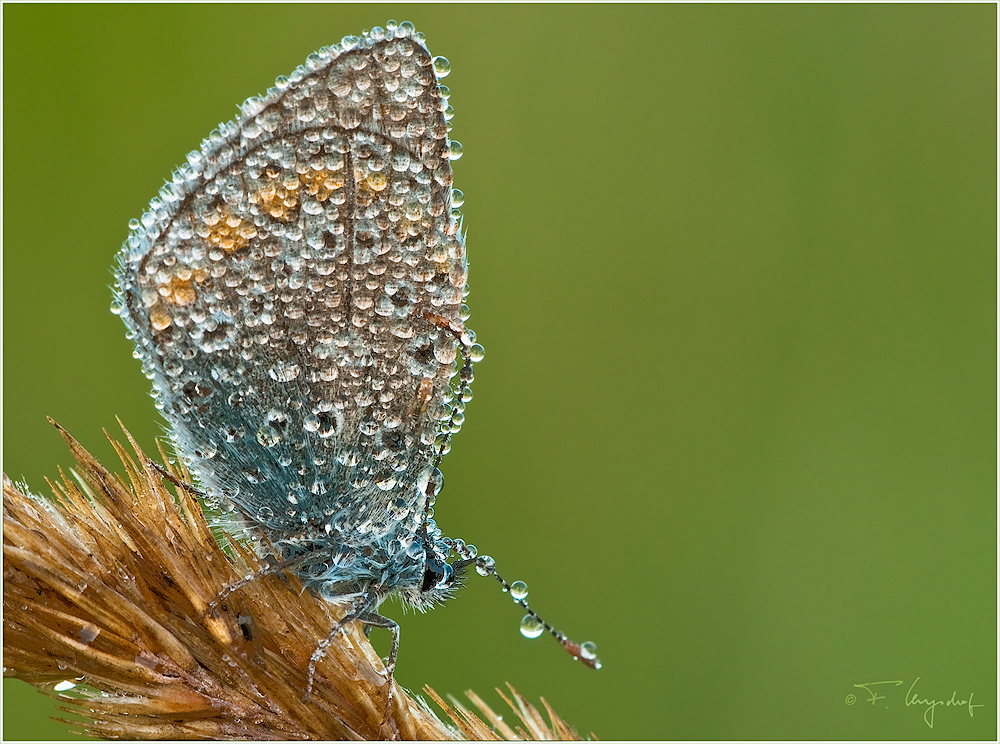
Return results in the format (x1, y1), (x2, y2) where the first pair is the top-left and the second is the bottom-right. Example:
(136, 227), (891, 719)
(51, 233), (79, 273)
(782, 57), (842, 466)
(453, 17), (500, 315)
(112, 21), (598, 696)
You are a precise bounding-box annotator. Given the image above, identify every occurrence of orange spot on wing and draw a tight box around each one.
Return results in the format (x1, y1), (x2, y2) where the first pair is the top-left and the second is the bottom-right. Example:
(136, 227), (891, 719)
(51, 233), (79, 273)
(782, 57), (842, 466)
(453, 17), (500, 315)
(149, 305), (172, 331)
(301, 168), (345, 203)
(250, 169), (300, 222)
(415, 376), (435, 416)
(206, 204), (254, 252)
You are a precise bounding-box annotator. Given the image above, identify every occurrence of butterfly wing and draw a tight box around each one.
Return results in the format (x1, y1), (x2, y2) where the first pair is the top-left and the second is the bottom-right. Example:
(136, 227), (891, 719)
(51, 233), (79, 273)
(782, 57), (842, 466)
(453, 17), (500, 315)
(114, 30), (466, 543)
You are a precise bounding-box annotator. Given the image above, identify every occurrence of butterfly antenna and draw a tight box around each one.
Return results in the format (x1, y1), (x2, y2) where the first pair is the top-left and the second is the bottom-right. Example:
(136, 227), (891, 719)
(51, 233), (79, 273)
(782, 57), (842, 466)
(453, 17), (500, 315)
(454, 551), (601, 670)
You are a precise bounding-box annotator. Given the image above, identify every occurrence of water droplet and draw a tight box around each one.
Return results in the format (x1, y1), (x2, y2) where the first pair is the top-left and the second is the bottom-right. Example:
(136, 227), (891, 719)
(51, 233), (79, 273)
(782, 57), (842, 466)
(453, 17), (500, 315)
(268, 361), (300, 382)
(54, 680), (77, 692)
(520, 614), (544, 639)
(337, 447), (361, 466)
(256, 424), (280, 447)
(418, 466), (445, 497)
(432, 56), (451, 78)
(510, 580), (528, 601)
(305, 410), (341, 438)
(267, 408), (289, 429)
(406, 541), (423, 559)
(224, 425), (246, 443)
(476, 555), (495, 576)
(448, 140), (463, 160)
(580, 641), (598, 660)
(469, 343), (485, 363)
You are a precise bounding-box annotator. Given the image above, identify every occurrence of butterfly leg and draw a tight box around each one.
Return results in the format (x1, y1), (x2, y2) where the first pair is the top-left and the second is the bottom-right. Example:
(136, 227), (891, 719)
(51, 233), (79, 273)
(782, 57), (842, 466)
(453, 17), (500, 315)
(304, 594), (399, 701)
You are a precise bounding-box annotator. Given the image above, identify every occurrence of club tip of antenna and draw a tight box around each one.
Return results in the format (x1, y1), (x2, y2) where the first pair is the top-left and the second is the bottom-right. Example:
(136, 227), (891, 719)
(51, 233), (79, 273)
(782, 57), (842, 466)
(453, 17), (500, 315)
(558, 636), (602, 670)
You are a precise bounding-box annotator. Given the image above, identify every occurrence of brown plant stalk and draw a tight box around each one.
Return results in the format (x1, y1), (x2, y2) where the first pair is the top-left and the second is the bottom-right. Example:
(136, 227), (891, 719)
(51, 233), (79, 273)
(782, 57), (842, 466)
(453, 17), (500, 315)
(3, 421), (585, 740)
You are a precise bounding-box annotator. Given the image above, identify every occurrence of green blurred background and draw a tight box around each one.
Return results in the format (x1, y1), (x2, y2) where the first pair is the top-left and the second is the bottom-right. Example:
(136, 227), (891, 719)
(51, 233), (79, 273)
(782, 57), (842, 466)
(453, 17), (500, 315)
(3, 4), (996, 741)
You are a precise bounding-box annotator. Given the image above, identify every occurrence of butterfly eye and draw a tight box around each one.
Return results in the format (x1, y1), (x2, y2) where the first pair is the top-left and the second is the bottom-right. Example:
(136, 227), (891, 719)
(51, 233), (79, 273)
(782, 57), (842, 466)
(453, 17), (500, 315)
(421, 554), (450, 592)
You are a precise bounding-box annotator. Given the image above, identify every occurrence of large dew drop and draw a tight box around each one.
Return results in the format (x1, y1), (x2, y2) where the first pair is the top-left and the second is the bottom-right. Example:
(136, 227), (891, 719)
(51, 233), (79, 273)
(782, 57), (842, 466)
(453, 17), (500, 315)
(475, 555), (495, 576)
(520, 614), (544, 639)
(432, 55), (451, 78)
(256, 424), (281, 448)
